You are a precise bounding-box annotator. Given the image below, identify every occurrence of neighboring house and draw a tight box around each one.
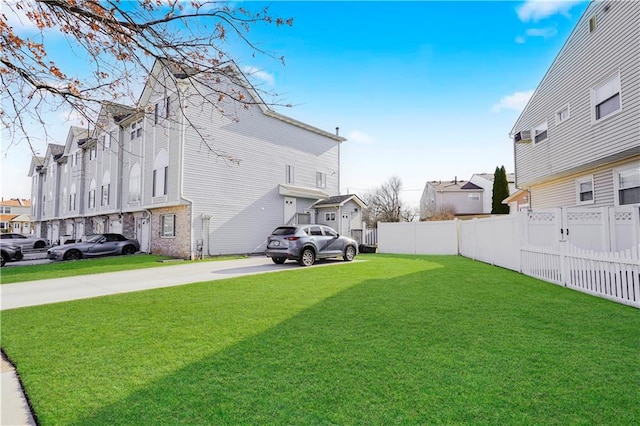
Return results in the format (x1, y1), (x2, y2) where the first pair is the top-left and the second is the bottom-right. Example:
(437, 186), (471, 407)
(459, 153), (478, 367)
(0, 198), (32, 234)
(312, 194), (367, 242)
(419, 178), (484, 219)
(30, 59), (347, 258)
(503, 189), (530, 214)
(511, 0), (639, 209)
(469, 173), (517, 214)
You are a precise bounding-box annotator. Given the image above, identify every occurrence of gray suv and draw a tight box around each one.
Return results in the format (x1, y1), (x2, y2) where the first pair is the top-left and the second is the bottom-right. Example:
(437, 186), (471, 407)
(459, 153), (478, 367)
(266, 225), (358, 266)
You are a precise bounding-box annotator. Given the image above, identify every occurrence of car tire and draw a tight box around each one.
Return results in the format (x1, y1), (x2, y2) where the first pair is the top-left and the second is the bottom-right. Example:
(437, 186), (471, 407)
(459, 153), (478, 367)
(298, 248), (315, 267)
(34, 240), (45, 249)
(122, 245), (137, 255)
(1, 253), (7, 267)
(64, 249), (82, 261)
(272, 257), (286, 265)
(343, 245), (356, 262)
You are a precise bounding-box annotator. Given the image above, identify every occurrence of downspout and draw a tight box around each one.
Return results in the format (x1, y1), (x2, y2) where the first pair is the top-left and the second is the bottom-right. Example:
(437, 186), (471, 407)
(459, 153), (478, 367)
(177, 82), (196, 260)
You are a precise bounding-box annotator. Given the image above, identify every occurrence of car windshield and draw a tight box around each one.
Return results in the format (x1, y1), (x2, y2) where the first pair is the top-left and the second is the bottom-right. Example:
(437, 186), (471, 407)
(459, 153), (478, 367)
(272, 227), (297, 236)
(85, 234), (104, 243)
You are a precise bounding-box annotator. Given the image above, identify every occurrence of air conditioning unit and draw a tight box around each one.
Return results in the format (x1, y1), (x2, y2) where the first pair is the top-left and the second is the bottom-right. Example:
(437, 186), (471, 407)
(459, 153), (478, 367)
(514, 130), (532, 144)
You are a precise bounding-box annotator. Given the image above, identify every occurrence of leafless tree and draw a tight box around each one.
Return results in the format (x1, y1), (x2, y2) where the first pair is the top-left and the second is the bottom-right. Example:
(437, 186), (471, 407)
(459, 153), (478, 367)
(363, 175), (414, 226)
(1, 0), (293, 159)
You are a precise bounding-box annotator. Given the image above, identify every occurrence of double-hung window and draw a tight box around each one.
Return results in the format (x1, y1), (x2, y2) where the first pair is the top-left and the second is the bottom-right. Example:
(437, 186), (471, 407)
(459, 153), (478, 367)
(615, 164), (640, 206)
(533, 121), (548, 144)
(592, 72), (621, 122)
(161, 214), (176, 237)
(576, 176), (594, 205)
(325, 212), (336, 221)
(316, 171), (327, 189)
(556, 105), (570, 125)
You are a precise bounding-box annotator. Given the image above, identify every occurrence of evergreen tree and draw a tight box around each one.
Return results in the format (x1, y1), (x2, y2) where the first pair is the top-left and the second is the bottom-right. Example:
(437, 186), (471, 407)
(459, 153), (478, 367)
(491, 166), (510, 214)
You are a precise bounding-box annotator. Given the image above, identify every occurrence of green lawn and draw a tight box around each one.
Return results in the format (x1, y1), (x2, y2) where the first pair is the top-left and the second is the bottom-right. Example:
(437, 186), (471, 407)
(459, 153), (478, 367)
(0, 254), (246, 284)
(2, 255), (639, 424)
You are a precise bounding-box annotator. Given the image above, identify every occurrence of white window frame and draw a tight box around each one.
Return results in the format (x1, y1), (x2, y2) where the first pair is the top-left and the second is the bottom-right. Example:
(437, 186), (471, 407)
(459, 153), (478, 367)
(591, 71), (622, 124)
(468, 193), (480, 201)
(160, 214), (176, 238)
(325, 212), (336, 221)
(101, 184), (110, 207)
(575, 175), (595, 205)
(128, 163), (141, 202)
(88, 179), (96, 209)
(555, 104), (570, 125)
(613, 163), (640, 206)
(533, 121), (548, 144)
(153, 150), (169, 198)
(316, 171), (327, 189)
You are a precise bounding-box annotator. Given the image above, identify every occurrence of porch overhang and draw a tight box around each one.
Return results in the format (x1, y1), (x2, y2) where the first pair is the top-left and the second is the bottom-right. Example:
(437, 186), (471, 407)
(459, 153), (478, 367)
(279, 184), (329, 200)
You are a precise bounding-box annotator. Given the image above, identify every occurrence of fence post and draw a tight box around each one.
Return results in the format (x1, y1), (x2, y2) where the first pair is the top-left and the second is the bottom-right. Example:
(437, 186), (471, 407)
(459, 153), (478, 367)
(559, 240), (568, 287)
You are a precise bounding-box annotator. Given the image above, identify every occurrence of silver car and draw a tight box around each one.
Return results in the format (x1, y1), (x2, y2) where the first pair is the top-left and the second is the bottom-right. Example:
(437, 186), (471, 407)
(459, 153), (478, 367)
(266, 225), (358, 267)
(0, 241), (24, 266)
(0, 233), (49, 249)
(47, 233), (139, 261)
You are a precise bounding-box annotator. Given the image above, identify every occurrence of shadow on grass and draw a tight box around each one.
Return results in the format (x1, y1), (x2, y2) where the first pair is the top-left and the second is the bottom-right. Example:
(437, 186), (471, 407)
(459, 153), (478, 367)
(69, 259), (639, 425)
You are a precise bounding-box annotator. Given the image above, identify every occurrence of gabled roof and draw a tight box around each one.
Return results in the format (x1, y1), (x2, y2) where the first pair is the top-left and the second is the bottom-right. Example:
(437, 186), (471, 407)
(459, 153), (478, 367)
(140, 58), (346, 142)
(9, 213), (31, 222)
(471, 173), (516, 184)
(313, 194), (367, 209)
(460, 181), (483, 190)
(0, 214), (19, 222)
(427, 180), (479, 192)
(28, 156), (45, 177)
(63, 126), (89, 155)
(0, 198), (31, 207)
(43, 144), (65, 166)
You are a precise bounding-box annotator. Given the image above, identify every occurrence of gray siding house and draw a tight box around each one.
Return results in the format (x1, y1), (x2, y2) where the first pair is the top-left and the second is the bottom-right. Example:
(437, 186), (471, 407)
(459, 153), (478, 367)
(511, 0), (639, 209)
(419, 179), (484, 219)
(30, 60), (347, 258)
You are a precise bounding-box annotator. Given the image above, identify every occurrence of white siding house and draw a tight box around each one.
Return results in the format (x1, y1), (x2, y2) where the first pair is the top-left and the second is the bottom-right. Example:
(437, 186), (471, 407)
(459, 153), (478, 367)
(30, 59), (347, 258)
(511, 0), (640, 209)
(468, 173), (516, 214)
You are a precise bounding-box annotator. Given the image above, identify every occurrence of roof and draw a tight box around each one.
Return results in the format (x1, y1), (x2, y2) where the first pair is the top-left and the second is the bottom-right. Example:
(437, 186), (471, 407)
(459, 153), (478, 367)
(471, 173), (516, 183)
(0, 198), (31, 207)
(9, 214), (31, 222)
(0, 214), (19, 222)
(427, 180), (481, 193)
(313, 194), (366, 208)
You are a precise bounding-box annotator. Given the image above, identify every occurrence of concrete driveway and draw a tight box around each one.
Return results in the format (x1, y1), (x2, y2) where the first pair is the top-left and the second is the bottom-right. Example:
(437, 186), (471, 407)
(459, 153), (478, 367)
(1, 255), (343, 311)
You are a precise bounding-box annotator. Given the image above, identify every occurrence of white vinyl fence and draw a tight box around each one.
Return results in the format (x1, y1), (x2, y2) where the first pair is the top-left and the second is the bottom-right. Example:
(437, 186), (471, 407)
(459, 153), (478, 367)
(376, 206), (640, 308)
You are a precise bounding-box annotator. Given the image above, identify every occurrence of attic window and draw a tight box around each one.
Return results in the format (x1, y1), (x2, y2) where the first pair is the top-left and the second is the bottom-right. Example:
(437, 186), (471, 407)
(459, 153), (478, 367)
(589, 15), (596, 32)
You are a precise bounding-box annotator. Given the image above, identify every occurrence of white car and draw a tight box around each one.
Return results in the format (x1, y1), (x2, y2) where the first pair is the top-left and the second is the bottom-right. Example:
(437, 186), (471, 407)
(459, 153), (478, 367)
(0, 233), (49, 249)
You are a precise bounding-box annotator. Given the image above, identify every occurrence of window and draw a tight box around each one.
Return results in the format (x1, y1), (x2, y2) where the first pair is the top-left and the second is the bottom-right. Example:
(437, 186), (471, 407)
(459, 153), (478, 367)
(589, 15), (596, 32)
(130, 121), (142, 140)
(128, 163), (141, 202)
(533, 121), (548, 143)
(153, 150), (169, 197)
(468, 193), (480, 201)
(325, 212), (336, 221)
(556, 105), (570, 124)
(165, 96), (171, 118)
(62, 188), (67, 213)
(324, 227), (338, 237)
(69, 184), (76, 211)
(88, 179), (96, 208)
(306, 226), (323, 236)
(286, 165), (294, 184)
(100, 135), (107, 150)
(161, 214), (175, 237)
(89, 146), (97, 160)
(615, 164), (640, 206)
(154, 103), (159, 124)
(316, 171), (327, 188)
(101, 184), (110, 206)
(592, 72), (621, 122)
(0, 207), (11, 214)
(576, 176), (594, 204)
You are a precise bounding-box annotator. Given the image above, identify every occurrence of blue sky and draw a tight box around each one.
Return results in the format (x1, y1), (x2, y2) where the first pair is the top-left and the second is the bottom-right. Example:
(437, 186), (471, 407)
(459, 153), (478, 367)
(1, 0), (590, 208)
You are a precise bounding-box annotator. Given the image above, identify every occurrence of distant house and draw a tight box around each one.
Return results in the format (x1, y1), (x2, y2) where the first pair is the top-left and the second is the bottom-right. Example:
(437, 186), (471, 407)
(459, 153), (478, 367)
(510, 0), (639, 209)
(469, 173), (517, 214)
(30, 59), (348, 258)
(0, 198), (31, 234)
(419, 178), (484, 219)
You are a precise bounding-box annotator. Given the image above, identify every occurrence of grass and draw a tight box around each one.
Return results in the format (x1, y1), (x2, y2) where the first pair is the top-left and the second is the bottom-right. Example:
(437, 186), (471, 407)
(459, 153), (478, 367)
(1, 254), (639, 424)
(0, 254), (247, 284)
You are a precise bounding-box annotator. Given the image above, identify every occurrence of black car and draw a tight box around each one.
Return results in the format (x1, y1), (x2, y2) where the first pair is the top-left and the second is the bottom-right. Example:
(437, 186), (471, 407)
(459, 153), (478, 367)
(1, 241), (24, 266)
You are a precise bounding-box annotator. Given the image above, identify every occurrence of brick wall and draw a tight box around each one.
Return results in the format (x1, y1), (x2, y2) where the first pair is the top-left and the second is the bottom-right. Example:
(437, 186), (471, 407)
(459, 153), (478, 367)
(150, 205), (191, 259)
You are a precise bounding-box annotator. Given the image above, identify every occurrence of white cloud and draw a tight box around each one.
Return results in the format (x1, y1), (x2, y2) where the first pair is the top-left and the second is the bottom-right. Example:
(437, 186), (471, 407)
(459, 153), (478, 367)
(346, 130), (374, 144)
(516, 0), (584, 23)
(526, 26), (558, 38)
(491, 90), (534, 113)
(243, 66), (275, 86)
(515, 35), (526, 44)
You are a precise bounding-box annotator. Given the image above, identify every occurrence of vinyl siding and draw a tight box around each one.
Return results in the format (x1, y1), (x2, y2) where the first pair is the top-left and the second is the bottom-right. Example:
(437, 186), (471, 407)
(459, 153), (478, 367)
(529, 155), (639, 208)
(180, 80), (341, 255)
(514, 1), (640, 188)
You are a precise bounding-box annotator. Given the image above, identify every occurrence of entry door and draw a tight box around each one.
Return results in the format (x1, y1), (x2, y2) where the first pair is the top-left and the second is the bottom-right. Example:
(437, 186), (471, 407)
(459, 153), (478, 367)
(284, 197), (296, 224)
(341, 213), (351, 236)
(136, 217), (150, 253)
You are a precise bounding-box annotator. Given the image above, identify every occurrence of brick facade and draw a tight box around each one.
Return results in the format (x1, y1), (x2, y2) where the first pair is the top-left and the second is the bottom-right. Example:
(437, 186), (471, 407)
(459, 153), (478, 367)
(150, 205), (191, 259)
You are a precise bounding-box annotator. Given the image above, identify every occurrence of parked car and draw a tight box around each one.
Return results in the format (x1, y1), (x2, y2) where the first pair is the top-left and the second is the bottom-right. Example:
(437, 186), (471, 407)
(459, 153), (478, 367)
(266, 225), (358, 266)
(0, 233), (49, 249)
(0, 241), (24, 266)
(47, 233), (140, 261)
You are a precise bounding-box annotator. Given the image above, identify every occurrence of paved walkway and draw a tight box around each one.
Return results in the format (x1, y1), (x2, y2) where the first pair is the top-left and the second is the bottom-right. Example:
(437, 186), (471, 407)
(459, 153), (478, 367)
(1, 255), (351, 425)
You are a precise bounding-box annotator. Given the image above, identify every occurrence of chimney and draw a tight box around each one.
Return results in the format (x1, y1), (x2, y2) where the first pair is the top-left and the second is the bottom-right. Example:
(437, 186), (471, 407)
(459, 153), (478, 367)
(335, 127), (340, 136)
(454, 176), (457, 185)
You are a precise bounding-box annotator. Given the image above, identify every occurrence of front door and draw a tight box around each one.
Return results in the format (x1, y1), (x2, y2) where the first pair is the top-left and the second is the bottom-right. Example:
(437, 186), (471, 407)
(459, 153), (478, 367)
(284, 197), (296, 224)
(341, 213), (351, 237)
(136, 217), (150, 253)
